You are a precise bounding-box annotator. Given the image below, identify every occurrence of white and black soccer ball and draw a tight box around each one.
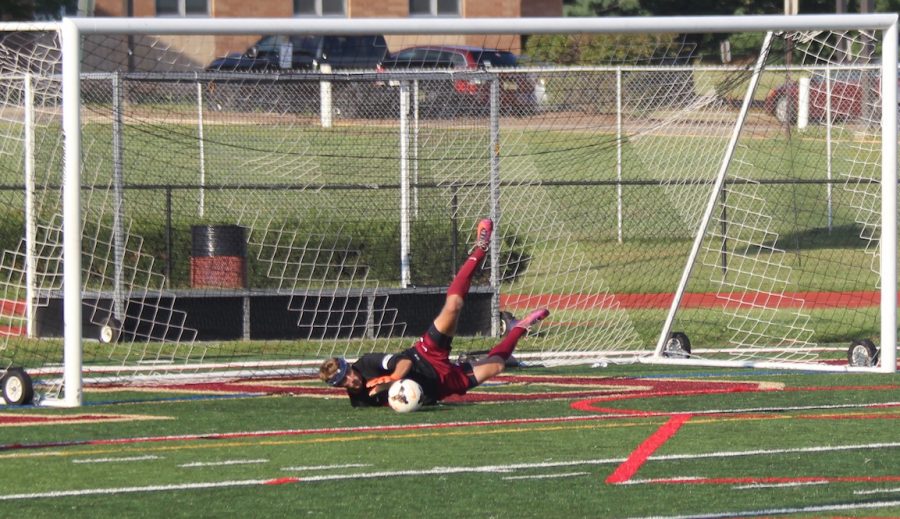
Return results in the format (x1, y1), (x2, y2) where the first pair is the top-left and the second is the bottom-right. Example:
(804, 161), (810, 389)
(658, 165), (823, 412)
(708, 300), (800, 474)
(387, 379), (424, 413)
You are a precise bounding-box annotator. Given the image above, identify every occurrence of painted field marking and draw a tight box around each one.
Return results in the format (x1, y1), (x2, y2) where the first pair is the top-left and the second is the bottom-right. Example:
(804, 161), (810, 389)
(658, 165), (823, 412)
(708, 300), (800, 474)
(0, 412), (170, 428)
(649, 441), (900, 463)
(72, 454), (161, 464)
(2, 440), (899, 501)
(855, 486), (900, 495)
(0, 459), (626, 500)
(622, 498), (900, 519)
(0, 480), (275, 501)
(502, 472), (589, 480)
(624, 475), (900, 485)
(0, 414), (642, 454)
(606, 414), (692, 484)
(0, 419), (654, 462)
(179, 459), (268, 468)
(733, 481), (829, 489)
(281, 463), (372, 471)
(2, 407), (897, 463)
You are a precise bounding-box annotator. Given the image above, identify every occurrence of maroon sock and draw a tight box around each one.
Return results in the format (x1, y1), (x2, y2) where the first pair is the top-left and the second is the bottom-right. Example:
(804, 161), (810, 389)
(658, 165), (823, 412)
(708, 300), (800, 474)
(487, 326), (526, 360)
(447, 248), (486, 299)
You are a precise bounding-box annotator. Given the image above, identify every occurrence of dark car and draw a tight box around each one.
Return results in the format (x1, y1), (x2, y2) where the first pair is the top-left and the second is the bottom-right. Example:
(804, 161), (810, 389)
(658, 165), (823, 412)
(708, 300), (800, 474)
(373, 45), (543, 116)
(207, 34), (389, 71)
(205, 35), (389, 115)
(763, 68), (896, 124)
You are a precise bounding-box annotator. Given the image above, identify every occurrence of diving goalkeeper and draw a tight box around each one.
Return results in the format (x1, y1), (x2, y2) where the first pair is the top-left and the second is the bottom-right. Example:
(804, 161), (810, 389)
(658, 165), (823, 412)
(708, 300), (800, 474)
(318, 218), (548, 406)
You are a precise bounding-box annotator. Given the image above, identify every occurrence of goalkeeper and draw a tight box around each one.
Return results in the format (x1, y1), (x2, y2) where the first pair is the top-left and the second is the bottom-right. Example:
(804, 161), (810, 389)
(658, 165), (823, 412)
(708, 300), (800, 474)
(318, 218), (549, 407)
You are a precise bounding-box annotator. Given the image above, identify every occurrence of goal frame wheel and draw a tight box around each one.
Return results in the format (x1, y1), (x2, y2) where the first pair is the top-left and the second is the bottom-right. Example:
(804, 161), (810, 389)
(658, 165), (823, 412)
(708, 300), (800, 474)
(663, 332), (692, 359)
(1, 367), (34, 405)
(847, 339), (879, 367)
(498, 311), (516, 336)
(98, 317), (122, 344)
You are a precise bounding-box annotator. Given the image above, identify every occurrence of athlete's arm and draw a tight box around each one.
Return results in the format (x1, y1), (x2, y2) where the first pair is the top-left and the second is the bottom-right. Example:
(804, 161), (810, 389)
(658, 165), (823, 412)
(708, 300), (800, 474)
(365, 358), (413, 395)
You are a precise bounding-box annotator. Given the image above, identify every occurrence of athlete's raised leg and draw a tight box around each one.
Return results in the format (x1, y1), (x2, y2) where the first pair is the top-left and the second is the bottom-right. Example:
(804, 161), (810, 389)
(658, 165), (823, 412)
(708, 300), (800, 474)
(433, 218), (493, 337)
(471, 308), (549, 383)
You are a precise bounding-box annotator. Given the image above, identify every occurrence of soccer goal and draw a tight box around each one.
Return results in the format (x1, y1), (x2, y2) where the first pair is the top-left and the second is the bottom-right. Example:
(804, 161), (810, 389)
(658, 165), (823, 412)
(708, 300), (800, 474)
(0, 14), (896, 406)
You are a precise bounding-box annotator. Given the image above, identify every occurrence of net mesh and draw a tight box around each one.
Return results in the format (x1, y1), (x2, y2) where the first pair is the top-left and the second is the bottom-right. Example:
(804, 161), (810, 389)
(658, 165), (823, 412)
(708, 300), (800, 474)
(0, 23), (892, 399)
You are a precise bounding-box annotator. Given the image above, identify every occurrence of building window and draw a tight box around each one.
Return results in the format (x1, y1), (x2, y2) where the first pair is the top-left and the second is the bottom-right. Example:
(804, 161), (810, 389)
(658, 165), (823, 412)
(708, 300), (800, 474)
(295, 0), (346, 16)
(410, 0), (459, 16)
(156, 0), (207, 16)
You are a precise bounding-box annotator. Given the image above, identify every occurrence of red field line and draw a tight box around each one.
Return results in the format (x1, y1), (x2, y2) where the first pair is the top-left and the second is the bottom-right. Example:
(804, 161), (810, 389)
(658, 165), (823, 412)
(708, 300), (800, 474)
(606, 413), (692, 484)
(0, 299), (25, 317)
(147, 375), (764, 405)
(0, 414), (630, 452)
(502, 290), (886, 310)
(0, 326), (24, 337)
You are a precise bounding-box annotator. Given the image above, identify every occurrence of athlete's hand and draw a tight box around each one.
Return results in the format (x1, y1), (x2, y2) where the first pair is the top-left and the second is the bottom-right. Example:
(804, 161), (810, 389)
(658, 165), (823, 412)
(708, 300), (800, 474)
(366, 375), (396, 388)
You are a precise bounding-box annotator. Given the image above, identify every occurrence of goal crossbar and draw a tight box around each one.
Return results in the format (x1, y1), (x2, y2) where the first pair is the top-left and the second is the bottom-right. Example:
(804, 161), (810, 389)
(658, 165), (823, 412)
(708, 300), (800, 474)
(5, 14), (896, 407)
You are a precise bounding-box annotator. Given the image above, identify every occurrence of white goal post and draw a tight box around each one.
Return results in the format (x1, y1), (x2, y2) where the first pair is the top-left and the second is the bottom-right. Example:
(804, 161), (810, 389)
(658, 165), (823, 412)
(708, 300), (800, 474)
(0, 14), (896, 408)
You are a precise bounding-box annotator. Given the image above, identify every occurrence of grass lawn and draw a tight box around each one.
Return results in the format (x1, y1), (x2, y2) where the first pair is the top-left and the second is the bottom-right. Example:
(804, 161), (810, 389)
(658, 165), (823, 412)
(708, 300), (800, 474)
(0, 362), (898, 518)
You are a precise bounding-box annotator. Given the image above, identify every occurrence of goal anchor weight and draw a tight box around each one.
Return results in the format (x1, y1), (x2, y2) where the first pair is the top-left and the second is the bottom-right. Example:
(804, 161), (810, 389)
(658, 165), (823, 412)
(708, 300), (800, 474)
(98, 317), (122, 344)
(847, 339), (879, 367)
(1, 367), (34, 405)
(663, 332), (692, 359)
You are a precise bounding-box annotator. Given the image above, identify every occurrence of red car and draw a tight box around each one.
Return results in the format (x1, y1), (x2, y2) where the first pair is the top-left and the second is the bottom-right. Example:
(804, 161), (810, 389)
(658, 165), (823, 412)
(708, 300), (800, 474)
(763, 69), (889, 124)
(374, 45), (541, 115)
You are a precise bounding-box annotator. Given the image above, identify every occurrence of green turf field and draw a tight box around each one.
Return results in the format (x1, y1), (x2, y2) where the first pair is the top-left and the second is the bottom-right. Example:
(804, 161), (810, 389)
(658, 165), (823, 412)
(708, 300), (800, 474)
(1, 362), (899, 518)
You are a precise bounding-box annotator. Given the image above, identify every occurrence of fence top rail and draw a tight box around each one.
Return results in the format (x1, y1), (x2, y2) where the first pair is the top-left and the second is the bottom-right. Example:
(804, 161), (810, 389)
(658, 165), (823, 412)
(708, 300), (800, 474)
(1, 62), (877, 84)
(55, 14), (898, 36)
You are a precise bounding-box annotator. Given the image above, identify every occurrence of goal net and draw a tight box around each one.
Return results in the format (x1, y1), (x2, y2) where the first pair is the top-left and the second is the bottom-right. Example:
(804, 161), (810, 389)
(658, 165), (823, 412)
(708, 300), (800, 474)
(0, 16), (895, 405)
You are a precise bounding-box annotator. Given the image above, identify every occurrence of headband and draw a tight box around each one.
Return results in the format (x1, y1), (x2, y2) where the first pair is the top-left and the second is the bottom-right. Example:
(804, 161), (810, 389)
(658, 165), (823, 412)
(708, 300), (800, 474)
(326, 357), (350, 387)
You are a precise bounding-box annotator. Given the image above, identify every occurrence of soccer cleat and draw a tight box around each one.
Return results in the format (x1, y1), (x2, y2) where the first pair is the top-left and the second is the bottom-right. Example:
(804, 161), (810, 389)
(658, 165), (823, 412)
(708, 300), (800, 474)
(474, 218), (493, 252)
(513, 308), (550, 331)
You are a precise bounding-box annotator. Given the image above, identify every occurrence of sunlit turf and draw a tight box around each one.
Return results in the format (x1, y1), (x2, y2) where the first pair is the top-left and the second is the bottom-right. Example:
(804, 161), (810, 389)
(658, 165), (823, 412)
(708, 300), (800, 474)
(0, 363), (899, 518)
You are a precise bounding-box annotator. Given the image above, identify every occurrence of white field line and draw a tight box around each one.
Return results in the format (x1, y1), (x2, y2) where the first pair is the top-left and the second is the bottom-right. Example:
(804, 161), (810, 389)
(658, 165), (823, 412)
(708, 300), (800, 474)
(3, 441), (899, 501)
(72, 455), (161, 464)
(683, 401), (900, 416)
(0, 459), (627, 501)
(502, 472), (590, 480)
(0, 480), (275, 500)
(855, 487), (900, 495)
(12, 400), (896, 455)
(733, 481), (830, 489)
(281, 463), (372, 472)
(624, 499), (900, 519)
(8, 402), (897, 454)
(648, 441), (900, 463)
(179, 459), (268, 468)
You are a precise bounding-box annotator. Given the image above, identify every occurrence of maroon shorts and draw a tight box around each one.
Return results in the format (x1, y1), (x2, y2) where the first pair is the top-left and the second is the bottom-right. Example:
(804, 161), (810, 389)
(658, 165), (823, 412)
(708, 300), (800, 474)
(413, 327), (477, 399)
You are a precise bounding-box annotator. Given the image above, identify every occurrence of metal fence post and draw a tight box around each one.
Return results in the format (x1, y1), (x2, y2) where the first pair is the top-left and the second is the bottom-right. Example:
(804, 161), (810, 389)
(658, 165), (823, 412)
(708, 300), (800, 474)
(399, 80), (411, 288)
(111, 72), (126, 324)
(165, 186), (173, 288)
(196, 76), (206, 219)
(412, 79), (419, 219)
(825, 66), (833, 232)
(616, 66), (624, 243)
(320, 64), (333, 128)
(489, 77), (501, 336)
(23, 74), (36, 338)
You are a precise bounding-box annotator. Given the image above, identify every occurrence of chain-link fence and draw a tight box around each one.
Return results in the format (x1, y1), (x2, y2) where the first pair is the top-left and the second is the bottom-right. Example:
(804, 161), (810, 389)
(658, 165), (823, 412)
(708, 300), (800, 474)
(0, 25), (894, 402)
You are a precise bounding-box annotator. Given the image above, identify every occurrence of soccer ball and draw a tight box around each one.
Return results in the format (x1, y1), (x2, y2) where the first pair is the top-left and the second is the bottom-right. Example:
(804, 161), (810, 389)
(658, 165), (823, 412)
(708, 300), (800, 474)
(387, 379), (424, 413)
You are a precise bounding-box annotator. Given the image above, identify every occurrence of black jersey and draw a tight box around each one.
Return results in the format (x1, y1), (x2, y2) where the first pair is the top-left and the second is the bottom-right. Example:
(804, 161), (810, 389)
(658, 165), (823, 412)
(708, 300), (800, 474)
(346, 350), (439, 407)
(346, 352), (401, 407)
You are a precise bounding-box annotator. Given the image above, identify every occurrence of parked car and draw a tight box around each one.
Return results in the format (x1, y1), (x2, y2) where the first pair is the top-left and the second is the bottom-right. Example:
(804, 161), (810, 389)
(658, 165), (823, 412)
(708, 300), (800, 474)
(206, 34), (389, 71)
(763, 68), (894, 124)
(372, 45), (544, 116)
(204, 35), (389, 115)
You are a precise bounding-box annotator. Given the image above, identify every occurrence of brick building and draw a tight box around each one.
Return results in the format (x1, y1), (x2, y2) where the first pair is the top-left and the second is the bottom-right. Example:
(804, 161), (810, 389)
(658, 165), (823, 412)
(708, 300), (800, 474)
(90, 0), (563, 67)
